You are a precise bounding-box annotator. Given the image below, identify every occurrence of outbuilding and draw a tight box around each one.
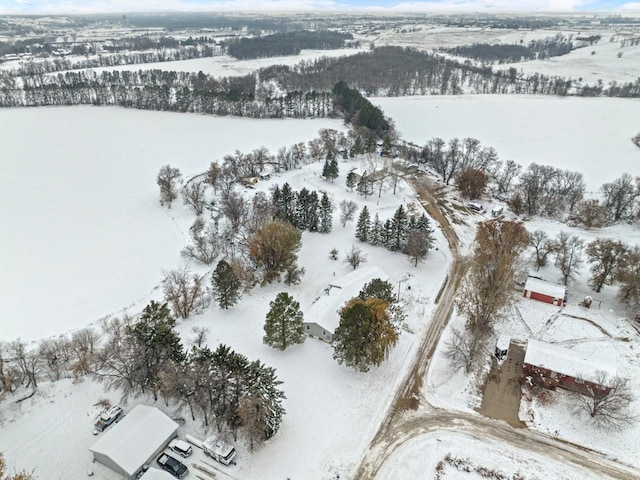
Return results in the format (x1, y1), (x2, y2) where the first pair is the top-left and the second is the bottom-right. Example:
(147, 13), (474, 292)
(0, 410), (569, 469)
(303, 265), (389, 342)
(90, 405), (179, 480)
(523, 277), (566, 307)
(523, 339), (616, 396)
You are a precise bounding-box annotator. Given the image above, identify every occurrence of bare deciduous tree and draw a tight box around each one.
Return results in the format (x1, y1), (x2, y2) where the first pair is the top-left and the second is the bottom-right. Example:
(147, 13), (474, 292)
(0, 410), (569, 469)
(190, 326), (209, 348)
(575, 372), (636, 430)
(162, 268), (205, 319)
(181, 217), (221, 265)
(157, 164), (182, 208)
(339, 200), (358, 227)
(568, 199), (608, 228)
(456, 220), (529, 336)
(69, 327), (99, 377)
(444, 327), (483, 373)
(529, 229), (554, 271)
(9, 341), (42, 390)
(552, 231), (584, 285)
(405, 229), (430, 267)
(345, 245), (367, 270)
(206, 161), (222, 194)
(601, 173), (639, 224)
(586, 238), (628, 293)
(182, 179), (207, 215)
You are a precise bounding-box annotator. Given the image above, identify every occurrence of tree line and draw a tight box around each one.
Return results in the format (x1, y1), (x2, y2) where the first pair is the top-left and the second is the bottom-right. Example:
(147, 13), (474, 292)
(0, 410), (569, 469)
(227, 30), (354, 60)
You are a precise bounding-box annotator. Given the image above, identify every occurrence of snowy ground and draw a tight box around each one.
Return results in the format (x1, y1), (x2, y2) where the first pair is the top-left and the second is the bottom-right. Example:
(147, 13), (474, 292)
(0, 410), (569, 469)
(373, 95), (640, 192)
(0, 107), (345, 342)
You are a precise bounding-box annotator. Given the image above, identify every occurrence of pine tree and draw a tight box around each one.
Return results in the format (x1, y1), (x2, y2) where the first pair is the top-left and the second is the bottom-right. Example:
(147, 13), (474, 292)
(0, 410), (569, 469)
(307, 191), (320, 232)
(346, 171), (357, 191)
(245, 360), (286, 440)
(390, 205), (409, 252)
(319, 192), (334, 233)
(355, 206), (371, 242)
(321, 159), (330, 180)
(327, 157), (339, 182)
(263, 292), (306, 350)
(382, 218), (393, 249)
(212, 259), (241, 309)
(370, 213), (383, 246)
(357, 173), (371, 197)
(295, 188), (310, 230)
(280, 182), (296, 226)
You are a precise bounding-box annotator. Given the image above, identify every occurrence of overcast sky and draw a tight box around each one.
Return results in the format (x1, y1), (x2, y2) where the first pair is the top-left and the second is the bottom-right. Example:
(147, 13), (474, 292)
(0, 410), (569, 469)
(1, 0), (639, 15)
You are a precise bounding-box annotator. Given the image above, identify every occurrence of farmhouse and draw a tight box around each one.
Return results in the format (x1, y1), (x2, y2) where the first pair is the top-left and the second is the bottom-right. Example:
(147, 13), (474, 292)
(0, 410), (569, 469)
(303, 265), (389, 342)
(523, 277), (567, 307)
(90, 405), (179, 480)
(523, 339), (616, 396)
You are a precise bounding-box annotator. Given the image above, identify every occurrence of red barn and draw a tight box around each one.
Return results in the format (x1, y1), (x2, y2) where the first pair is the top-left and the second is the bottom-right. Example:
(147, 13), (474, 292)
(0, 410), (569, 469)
(523, 277), (566, 307)
(523, 339), (615, 397)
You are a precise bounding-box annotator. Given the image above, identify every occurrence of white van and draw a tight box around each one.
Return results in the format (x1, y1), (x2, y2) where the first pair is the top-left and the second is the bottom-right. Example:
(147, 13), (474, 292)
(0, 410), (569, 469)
(169, 438), (193, 458)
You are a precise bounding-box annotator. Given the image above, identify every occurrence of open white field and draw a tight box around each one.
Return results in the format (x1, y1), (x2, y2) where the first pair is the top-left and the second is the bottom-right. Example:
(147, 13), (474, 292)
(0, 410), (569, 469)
(373, 95), (640, 192)
(373, 26), (640, 84)
(0, 106), (345, 342)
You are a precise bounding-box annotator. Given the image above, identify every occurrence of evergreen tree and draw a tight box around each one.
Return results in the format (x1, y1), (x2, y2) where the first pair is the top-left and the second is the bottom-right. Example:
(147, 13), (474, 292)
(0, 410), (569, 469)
(390, 205), (409, 251)
(307, 190), (320, 232)
(212, 259), (241, 309)
(319, 192), (334, 233)
(321, 158), (331, 180)
(370, 213), (383, 246)
(245, 360), (286, 441)
(382, 218), (393, 249)
(280, 182), (296, 226)
(326, 157), (339, 182)
(263, 292), (306, 350)
(332, 297), (398, 372)
(355, 206), (371, 242)
(357, 173), (371, 197)
(346, 171), (357, 191)
(295, 187), (310, 230)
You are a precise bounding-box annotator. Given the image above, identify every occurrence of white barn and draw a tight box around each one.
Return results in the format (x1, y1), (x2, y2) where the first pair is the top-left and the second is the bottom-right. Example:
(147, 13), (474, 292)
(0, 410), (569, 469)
(303, 265), (389, 342)
(90, 405), (179, 479)
(139, 467), (177, 479)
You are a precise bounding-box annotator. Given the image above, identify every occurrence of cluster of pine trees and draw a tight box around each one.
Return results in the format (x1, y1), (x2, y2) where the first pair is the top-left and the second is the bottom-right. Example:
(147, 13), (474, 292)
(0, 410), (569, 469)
(332, 80), (390, 133)
(98, 302), (285, 446)
(356, 205), (435, 265)
(271, 183), (334, 233)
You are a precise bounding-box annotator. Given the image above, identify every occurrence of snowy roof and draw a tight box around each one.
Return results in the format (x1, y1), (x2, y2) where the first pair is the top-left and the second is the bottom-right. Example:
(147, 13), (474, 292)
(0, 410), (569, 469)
(496, 335), (511, 351)
(90, 405), (178, 477)
(304, 265), (389, 333)
(524, 339), (616, 386)
(139, 467), (176, 480)
(524, 277), (566, 300)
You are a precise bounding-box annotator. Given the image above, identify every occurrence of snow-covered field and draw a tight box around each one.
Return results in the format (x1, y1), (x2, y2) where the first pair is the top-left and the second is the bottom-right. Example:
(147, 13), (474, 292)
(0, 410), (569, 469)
(374, 95), (640, 192)
(0, 107), (345, 341)
(372, 26), (640, 85)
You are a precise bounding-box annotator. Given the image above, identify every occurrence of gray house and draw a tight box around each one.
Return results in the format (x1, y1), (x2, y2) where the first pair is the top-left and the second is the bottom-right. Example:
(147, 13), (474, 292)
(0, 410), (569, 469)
(303, 265), (389, 342)
(90, 405), (178, 479)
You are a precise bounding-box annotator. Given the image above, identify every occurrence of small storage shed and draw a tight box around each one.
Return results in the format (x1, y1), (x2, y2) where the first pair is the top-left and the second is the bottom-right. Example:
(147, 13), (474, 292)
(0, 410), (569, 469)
(523, 339), (616, 396)
(90, 405), (179, 480)
(494, 335), (511, 360)
(523, 277), (566, 307)
(303, 265), (389, 342)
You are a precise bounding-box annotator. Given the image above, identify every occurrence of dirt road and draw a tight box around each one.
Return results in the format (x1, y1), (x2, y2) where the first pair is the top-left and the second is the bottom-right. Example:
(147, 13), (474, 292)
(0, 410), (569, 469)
(351, 175), (638, 480)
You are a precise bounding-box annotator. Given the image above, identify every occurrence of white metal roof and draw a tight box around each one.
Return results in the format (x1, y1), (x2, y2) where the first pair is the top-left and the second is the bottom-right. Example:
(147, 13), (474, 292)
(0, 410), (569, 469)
(139, 467), (176, 480)
(524, 277), (566, 300)
(496, 335), (511, 351)
(304, 265), (389, 333)
(524, 339), (616, 386)
(90, 405), (178, 477)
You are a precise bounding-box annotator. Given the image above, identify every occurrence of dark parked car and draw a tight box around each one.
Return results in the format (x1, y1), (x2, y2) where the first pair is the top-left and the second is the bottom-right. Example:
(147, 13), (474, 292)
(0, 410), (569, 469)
(92, 405), (123, 434)
(157, 453), (188, 479)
